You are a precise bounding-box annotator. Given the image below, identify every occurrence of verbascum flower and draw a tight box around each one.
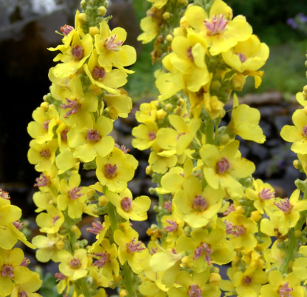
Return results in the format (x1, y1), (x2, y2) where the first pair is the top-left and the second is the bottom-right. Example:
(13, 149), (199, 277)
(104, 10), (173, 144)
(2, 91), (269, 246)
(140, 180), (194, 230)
(184, 0), (252, 55)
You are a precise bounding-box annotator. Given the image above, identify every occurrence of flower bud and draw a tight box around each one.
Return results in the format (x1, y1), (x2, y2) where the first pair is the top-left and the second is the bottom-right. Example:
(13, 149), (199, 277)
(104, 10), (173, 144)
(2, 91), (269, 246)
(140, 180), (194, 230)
(211, 80), (222, 90)
(163, 12), (170, 20)
(178, 98), (185, 106)
(181, 256), (190, 268)
(98, 6), (107, 16)
(295, 230), (302, 237)
(232, 73), (246, 91)
(40, 102), (49, 111)
(146, 165), (152, 175)
(99, 195), (109, 207)
(157, 109), (167, 119)
(78, 13), (87, 23)
(165, 103), (173, 110)
(71, 225), (79, 233)
(56, 240), (65, 250)
(80, 0), (86, 8)
(235, 205), (244, 214)
(166, 34), (173, 42)
(89, 27), (100, 35)
(74, 243), (79, 249)
(119, 289), (127, 297)
(303, 85), (307, 93)
(251, 210), (261, 222)
(220, 134), (230, 145)
(209, 273), (221, 285)
(293, 160), (301, 170)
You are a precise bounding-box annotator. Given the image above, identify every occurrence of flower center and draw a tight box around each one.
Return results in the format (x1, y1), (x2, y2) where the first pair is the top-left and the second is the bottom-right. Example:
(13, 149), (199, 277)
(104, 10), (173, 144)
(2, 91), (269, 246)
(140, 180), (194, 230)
(69, 257), (81, 269)
(60, 98), (80, 118)
(121, 197), (132, 212)
(115, 143), (130, 153)
(1, 265), (14, 278)
(68, 187), (83, 200)
(60, 25), (74, 36)
(40, 149), (50, 158)
(192, 195), (208, 212)
(259, 188), (275, 200)
(274, 198), (292, 213)
(236, 52), (247, 63)
(164, 219), (178, 232)
(61, 128), (69, 141)
(20, 257), (30, 267)
(71, 44), (84, 60)
(92, 66), (106, 80)
(223, 203), (235, 215)
(104, 163), (118, 178)
(163, 200), (172, 212)
(86, 129), (101, 142)
(52, 215), (60, 224)
(204, 14), (229, 36)
(224, 221), (246, 237)
(87, 221), (104, 234)
(217, 157), (230, 174)
(18, 292), (28, 297)
(0, 188), (10, 199)
(278, 282), (293, 297)
(193, 242), (212, 264)
(126, 238), (145, 253)
(13, 220), (24, 230)
(188, 284), (202, 297)
(43, 120), (50, 131)
(148, 131), (156, 140)
(177, 132), (187, 140)
(187, 47), (194, 62)
(55, 272), (67, 280)
(243, 276), (252, 285)
(34, 173), (50, 187)
(302, 125), (307, 138)
(105, 35), (123, 52)
(92, 252), (110, 268)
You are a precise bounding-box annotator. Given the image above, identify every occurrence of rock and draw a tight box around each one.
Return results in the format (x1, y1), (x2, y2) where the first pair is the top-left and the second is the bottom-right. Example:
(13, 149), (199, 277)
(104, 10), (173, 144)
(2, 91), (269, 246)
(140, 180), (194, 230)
(265, 138), (283, 148)
(255, 159), (273, 177)
(274, 115), (292, 133)
(128, 178), (143, 195)
(249, 143), (269, 161)
(259, 120), (272, 139)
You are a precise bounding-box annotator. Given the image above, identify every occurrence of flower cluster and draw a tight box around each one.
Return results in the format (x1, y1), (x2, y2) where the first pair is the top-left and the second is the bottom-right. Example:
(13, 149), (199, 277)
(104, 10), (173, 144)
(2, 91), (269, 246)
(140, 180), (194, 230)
(0, 188), (43, 296)
(132, 0), (307, 296)
(27, 0), (151, 296)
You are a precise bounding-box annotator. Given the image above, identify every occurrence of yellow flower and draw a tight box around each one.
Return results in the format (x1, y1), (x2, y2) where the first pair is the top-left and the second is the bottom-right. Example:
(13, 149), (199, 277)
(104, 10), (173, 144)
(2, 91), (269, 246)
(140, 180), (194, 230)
(11, 273), (43, 297)
(200, 140), (255, 199)
(138, 16), (160, 44)
(106, 189), (151, 221)
(67, 116), (114, 162)
(132, 120), (159, 150)
(245, 179), (275, 214)
(57, 76), (98, 130)
(84, 49), (127, 94)
(260, 271), (305, 297)
(185, 1), (252, 55)
(227, 94), (266, 143)
(58, 248), (88, 281)
(96, 147), (137, 192)
(104, 90), (132, 119)
(148, 150), (178, 174)
(57, 173), (88, 219)
(36, 205), (64, 234)
(280, 109), (307, 154)
(114, 227), (148, 274)
(222, 34), (269, 73)
(50, 30), (93, 78)
(27, 105), (59, 144)
(173, 176), (225, 228)
(95, 20), (136, 72)
(28, 139), (58, 172)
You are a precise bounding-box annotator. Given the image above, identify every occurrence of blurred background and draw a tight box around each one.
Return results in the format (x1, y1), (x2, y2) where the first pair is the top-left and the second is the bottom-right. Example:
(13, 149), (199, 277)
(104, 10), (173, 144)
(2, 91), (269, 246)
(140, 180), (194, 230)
(0, 0), (307, 291)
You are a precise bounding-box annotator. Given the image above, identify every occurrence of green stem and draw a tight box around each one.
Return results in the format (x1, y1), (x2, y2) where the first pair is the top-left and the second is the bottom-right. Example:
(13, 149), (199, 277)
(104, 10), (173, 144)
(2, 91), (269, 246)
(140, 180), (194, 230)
(123, 262), (136, 297)
(279, 189), (307, 274)
(77, 279), (91, 297)
(205, 119), (214, 144)
(107, 202), (118, 234)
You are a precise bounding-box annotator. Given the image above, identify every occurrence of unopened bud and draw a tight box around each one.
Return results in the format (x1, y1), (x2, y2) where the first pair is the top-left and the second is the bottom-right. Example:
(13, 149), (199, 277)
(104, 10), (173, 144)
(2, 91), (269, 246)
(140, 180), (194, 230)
(232, 74), (246, 91)
(98, 6), (107, 16)
(89, 27), (100, 35)
(146, 165), (152, 175)
(163, 12), (170, 20)
(303, 85), (307, 93)
(235, 205), (244, 214)
(220, 134), (230, 145)
(295, 230), (302, 237)
(293, 160), (301, 170)
(166, 34), (173, 42)
(71, 225), (79, 233)
(149, 187), (156, 195)
(80, 0), (86, 8)
(78, 13), (87, 23)
(56, 240), (65, 250)
(74, 243), (79, 249)
(165, 103), (173, 110)
(99, 195), (109, 207)
(178, 98), (185, 106)
(211, 80), (222, 90)
(251, 210), (261, 222)
(209, 273), (221, 285)
(157, 109), (167, 119)
(181, 256), (189, 268)
(40, 102), (49, 111)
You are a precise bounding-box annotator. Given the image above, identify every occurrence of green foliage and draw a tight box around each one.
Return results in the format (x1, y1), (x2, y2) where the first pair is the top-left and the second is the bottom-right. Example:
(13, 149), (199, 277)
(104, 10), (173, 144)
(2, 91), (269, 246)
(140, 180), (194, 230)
(39, 272), (61, 297)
